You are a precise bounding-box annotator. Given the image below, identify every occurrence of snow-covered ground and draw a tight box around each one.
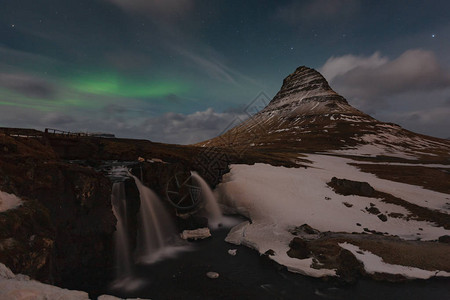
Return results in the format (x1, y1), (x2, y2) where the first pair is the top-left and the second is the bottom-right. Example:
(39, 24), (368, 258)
(0, 263), (149, 300)
(216, 154), (450, 278)
(0, 190), (23, 212)
(339, 243), (450, 279)
(0, 263), (89, 300)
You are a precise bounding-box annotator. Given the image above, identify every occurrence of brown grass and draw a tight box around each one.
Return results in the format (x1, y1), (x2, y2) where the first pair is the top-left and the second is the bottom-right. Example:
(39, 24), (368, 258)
(351, 163), (450, 194)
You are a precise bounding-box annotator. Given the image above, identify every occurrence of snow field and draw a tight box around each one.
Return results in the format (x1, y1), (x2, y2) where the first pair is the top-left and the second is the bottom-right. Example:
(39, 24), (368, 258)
(217, 154), (450, 277)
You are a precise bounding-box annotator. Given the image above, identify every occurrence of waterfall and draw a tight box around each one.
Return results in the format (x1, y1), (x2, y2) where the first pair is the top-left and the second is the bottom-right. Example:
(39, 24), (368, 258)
(191, 172), (223, 226)
(111, 181), (132, 278)
(131, 175), (179, 263)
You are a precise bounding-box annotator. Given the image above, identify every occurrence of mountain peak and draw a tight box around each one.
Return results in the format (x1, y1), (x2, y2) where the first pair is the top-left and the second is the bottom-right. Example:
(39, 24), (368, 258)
(198, 65), (450, 160)
(263, 66), (356, 116)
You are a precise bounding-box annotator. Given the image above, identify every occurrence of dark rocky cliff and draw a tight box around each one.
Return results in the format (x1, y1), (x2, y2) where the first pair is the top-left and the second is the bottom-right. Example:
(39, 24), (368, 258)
(0, 133), (115, 293)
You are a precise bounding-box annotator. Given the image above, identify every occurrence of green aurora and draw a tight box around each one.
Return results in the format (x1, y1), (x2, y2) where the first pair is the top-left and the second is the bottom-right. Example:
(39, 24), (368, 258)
(0, 72), (190, 112)
(69, 73), (189, 99)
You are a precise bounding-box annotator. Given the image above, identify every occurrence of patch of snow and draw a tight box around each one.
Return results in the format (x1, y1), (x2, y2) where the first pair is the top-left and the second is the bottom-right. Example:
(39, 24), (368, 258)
(206, 271), (219, 279)
(0, 190), (23, 212)
(0, 263), (89, 299)
(273, 128), (291, 133)
(339, 243), (450, 279)
(225, 221), (336, 277)
(228, 249), (237, 256)
(180, 228), (211, 240)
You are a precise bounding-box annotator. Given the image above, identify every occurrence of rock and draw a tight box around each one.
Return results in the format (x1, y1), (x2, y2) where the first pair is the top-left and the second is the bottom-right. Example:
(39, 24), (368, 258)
(0, 140), (116, 292)
(206, 272), (219, 279)
(329, 177), (375, 197)
(228, 249), (237, 256)
(287, 237), (310, 259)
(377, 214), (388, 222)
(289, 224), (320, 236)
(0, 199), (54, 281)
(335, 249), (365, 284)
(388, 212), (404, 218)
(438, 235), (450, 243)
(366, 206), (381, 215)
(180, 228), (211, 240)
(264, 249), (275, 256)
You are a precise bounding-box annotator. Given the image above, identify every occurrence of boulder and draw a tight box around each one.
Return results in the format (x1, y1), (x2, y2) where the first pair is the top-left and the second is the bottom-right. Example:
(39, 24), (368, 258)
(287, 237), (311, 259)
(329, 177), (375, 197)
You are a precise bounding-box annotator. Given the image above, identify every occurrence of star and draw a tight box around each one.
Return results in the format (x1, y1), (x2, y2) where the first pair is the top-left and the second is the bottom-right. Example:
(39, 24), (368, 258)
(11, 24), (15, 28)
(290, 46), (294, 50)
(431, 34), (436, 38)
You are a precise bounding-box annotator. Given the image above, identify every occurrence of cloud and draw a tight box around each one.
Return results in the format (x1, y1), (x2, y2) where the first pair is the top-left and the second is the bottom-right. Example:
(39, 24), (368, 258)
(384, 106), (450, 138)
(138, 108), (248, 144)
(319, 49), (450, 138)
(0, 46), (59, 71)
(173, 46), (262, 88)
(91, 107), (248, 144)
(276, 0), (360, 24)
(320, 52), (389, 82)
(41, 112), (75, 126)
(103, 104), (128, 115)
(320, 49), (450, 110)
(0, 72), (57, 99)
(0, 104), (247, 144)
(164, 94), (180, 103)
(104, 0), (194, 17)
(175, 48), (237, 84)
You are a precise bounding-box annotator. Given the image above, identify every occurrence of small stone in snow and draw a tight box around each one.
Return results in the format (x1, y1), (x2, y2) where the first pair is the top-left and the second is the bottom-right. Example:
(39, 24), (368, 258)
(228, 249), (237, 256)
(206, 272), (219, 279)
(264, 249), (276, 256)
(377, 214), (387, 222)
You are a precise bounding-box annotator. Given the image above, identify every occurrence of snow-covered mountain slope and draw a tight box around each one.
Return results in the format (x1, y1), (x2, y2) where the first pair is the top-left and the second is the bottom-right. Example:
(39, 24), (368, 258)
(199, 66), (450, 161)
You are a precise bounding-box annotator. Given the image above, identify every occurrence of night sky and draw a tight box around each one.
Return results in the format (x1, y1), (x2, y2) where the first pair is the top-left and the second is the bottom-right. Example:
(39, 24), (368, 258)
(1, 0), (449, 143)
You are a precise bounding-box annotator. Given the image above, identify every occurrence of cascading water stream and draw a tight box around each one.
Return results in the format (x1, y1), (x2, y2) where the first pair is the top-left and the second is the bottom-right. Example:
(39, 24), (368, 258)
(130, 174), (180, 263)
(191, 172), (223, 226)
(111, 181), (132, 278)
